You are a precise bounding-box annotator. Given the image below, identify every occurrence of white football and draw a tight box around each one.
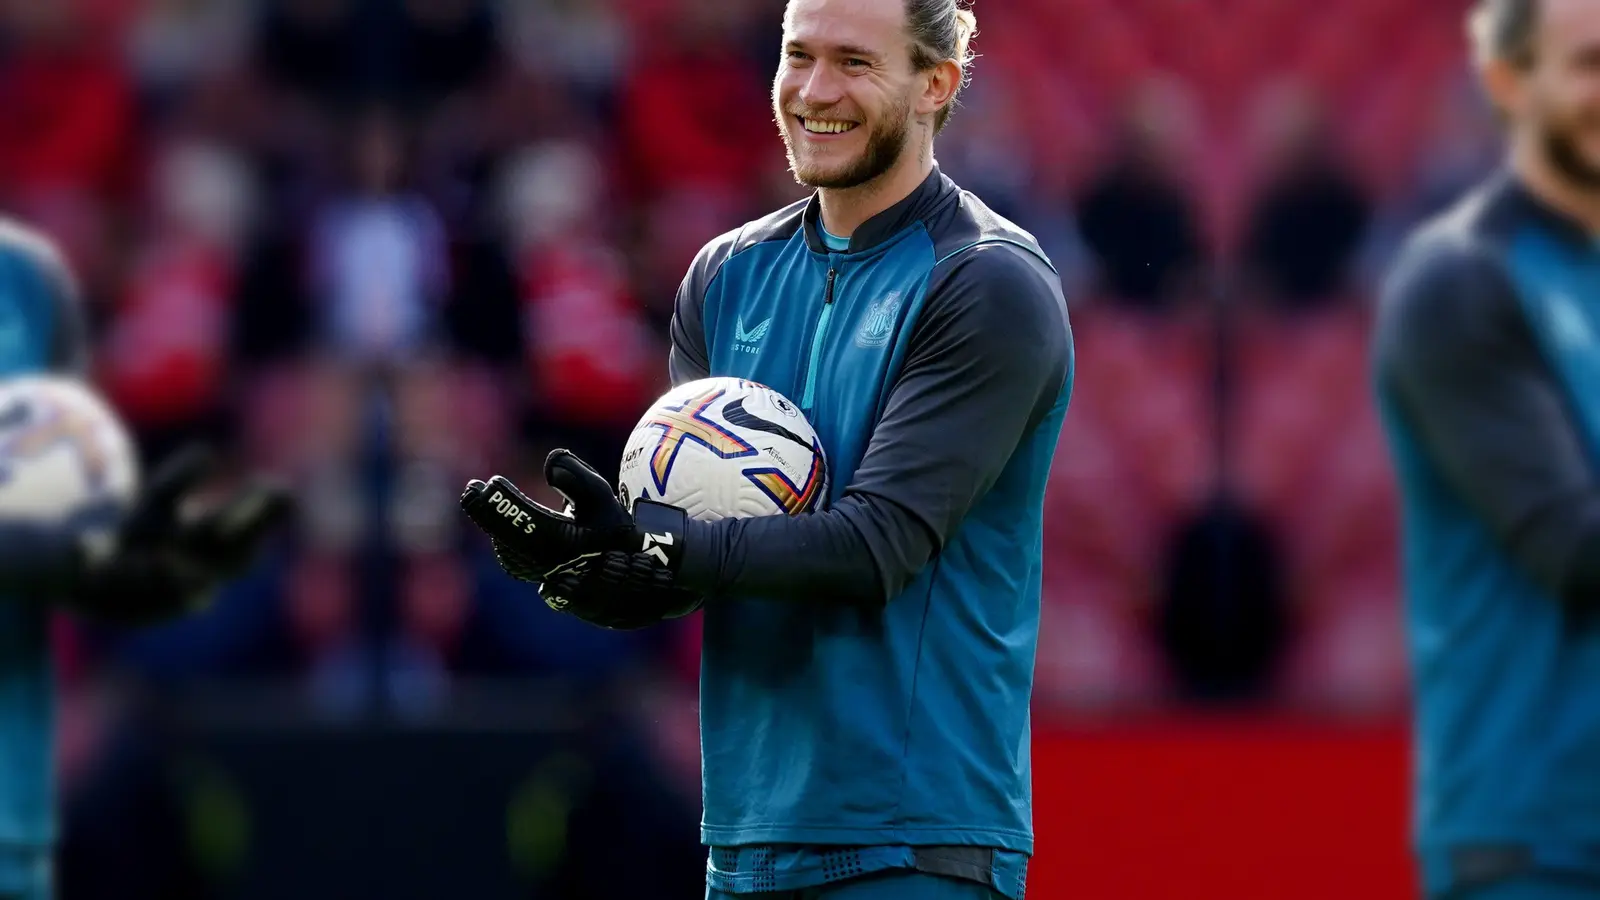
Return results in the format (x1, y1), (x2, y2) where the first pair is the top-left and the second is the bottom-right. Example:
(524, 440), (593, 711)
(618, 377), (827, 521)
(0, 375), (139, 526)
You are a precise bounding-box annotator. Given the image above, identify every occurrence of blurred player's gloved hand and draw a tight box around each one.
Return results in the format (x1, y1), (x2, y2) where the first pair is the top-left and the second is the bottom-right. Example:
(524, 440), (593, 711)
(460, 449), (701, 627)
(68, 444), (295, 624)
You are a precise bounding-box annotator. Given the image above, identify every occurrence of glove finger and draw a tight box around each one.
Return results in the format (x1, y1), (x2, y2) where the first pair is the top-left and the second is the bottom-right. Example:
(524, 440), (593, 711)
(461, 475), (568, 542)
(539, 575), (574, 612)
(545, 554), (597, 579)
(142, 443), (217, 511)
(207, 481), (294, 552)
(183, 481), (295, 575)
(490, 537), (552, 583)
(64, 496), (130, 568)
(124, 443), (217, 539)
(486, 474), (570, 519)
(545, 450), (627, 528)
(461, 474), (563, 519)
(539, 551), (695, 631)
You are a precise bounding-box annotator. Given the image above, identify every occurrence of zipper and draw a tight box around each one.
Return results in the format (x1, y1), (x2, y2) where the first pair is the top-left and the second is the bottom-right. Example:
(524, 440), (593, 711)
(801, 266), (837, 411)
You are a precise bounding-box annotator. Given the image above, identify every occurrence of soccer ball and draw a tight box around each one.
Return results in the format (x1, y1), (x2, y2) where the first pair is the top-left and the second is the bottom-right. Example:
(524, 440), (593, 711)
(618, 377), (827, 521)
(0, 375), (139, 528)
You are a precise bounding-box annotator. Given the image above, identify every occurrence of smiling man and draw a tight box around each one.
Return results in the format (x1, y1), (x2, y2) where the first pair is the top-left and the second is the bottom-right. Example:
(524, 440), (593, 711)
(459, 1), (1073, 898)
(1374, 0), (1600, 898)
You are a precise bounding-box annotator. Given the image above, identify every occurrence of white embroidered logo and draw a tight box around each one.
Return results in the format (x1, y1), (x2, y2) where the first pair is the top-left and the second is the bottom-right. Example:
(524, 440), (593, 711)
(735, 315), (771, 354)
(855, 292), (902, 348)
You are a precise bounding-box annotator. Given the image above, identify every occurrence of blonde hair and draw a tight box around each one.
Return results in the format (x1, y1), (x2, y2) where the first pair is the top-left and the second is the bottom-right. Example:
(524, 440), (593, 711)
(907, 0), (978, 133)
(1468, 0), (1538, 68)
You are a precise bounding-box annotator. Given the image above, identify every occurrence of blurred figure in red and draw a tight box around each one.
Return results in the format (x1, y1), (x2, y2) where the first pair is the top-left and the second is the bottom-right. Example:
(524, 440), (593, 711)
(497, 140), (662, 467)
(0, 0), (133, 201)
(0, 0), (134, 304)
(616, 0), (772, 207)
(99, 140), (255, 463)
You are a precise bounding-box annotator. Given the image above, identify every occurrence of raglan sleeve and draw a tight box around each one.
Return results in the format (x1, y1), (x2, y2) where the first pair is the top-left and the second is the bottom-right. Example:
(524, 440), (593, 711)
(667, 237), (721, 386)
(43, 240), (90, 375)
(1374, 237), (1600, 614)
(674, 242), (1073, 606)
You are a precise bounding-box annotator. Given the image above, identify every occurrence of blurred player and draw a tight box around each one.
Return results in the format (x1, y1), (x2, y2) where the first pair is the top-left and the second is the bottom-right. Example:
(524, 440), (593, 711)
(0, 217), (290, 900)
(460, 0), (1073, 897)
(1374, 1), (1600, 897)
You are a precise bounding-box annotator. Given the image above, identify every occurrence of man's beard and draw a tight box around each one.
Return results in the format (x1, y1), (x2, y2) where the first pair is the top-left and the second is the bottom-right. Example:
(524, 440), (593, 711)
(781, 95), (912, 190)
(1543, 118), (1600, 190)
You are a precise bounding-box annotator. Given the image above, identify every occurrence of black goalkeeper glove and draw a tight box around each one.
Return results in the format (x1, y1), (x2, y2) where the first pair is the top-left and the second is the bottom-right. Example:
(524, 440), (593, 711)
(66, 444), (295, 625)
(459, 449), (702, 628)
(539, 551), (703, 630)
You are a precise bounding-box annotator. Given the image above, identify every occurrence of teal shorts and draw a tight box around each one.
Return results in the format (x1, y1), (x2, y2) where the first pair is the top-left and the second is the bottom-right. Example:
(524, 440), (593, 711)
(1445, 873), (1600, 900)
(0, 846), (49, 900)
(708, 870), (1005, 900)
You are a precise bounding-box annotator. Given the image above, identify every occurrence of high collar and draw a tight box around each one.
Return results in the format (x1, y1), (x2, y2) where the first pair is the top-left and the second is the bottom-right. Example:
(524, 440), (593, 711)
(801, 166), (959, 256)
(1495, 166), (1600, 250)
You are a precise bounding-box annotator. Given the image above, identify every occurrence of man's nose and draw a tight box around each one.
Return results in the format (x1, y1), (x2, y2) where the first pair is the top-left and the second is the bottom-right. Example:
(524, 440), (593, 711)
(797, 64), (845, 109)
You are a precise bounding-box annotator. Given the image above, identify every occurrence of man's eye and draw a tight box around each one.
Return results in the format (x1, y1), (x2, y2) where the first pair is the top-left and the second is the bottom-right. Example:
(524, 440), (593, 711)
(845, 58), (868, 68)
(787, 50), (811, 62)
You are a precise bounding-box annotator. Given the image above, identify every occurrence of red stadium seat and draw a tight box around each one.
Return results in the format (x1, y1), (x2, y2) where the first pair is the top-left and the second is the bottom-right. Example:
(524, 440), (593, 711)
(1228, 307), (1406, 709)
(1038, 562), (1171, 707)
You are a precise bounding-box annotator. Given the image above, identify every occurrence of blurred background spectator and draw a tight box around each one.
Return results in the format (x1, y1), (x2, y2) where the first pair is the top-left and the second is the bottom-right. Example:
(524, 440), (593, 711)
(0, 0), (1497, 896)
(1239, 81), (1372, 314)
(1075, 78), (1207, 314)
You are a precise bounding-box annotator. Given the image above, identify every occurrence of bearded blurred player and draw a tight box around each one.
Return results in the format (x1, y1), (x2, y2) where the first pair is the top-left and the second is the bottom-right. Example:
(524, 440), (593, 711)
(460, 0), (1073, 897)
(0, 217), (290, 900)
(1374, 1), (1600, 897)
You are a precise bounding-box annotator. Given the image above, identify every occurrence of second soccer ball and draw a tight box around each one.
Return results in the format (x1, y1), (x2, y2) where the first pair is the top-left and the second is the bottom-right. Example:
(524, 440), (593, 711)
(0, 374), (140, 543)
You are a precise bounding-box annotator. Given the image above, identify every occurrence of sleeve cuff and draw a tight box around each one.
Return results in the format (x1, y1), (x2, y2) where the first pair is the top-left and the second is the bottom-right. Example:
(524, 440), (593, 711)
(1562, 523), (1600, 615)
(675, 515), (722, 593)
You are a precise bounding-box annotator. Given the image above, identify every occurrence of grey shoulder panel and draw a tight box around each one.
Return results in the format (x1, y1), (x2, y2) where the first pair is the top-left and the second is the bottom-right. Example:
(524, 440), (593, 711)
(0, 218), (88, 374)
(850, 241), (1071, 543)
(1375, 231), (1600, 612)
(669, 203), (808, 386)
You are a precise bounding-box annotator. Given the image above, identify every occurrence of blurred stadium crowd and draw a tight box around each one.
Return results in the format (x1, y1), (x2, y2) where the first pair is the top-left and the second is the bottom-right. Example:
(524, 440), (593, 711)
(0, 0), (1498, 892)
(9, 0), (1508, 717)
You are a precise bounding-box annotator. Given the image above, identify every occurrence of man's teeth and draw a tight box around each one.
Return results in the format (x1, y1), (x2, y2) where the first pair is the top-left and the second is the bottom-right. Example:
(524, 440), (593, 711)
(803, 119), (857, 134)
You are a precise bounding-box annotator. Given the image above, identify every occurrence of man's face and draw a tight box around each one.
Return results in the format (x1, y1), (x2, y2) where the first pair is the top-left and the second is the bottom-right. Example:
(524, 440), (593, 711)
(1513, 0), (1600, 187)
(773, 0), (921, 190)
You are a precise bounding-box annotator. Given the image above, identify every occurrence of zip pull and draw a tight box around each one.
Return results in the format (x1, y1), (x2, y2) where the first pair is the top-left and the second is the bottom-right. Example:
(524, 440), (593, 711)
(802, 268), (840, 411)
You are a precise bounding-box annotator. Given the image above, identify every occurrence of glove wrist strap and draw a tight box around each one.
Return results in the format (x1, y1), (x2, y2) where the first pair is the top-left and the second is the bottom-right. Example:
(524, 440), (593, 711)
(632, 499), (688, 572)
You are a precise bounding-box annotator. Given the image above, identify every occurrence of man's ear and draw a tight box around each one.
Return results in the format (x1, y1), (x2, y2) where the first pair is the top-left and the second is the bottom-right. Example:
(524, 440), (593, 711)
(917, 58), (961, 120)
(1481, 56), (1526, 123)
